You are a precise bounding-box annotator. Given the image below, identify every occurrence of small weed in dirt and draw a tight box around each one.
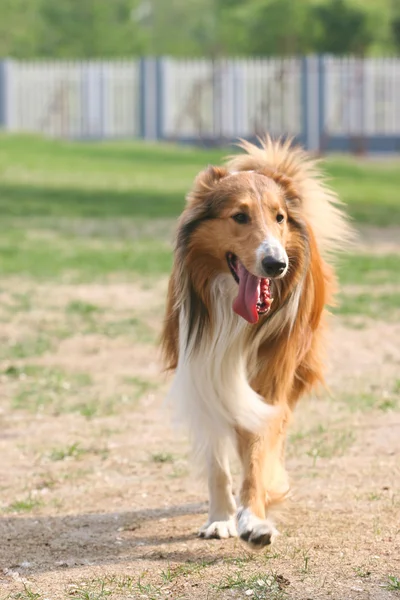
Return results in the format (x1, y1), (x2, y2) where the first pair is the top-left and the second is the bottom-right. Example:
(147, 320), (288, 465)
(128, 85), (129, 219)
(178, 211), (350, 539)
(6, 292), (33, 313)
(48, 442), (87, 462)
(354, 565), (371, 578)
(386, 575), (400, 591)
(124, 376), (159, 401)
(340, 318), (367, 330)
(65, 299), (155, 343)
(83, 316), (155, 343)
(367, 492), (381, 501)
(66, 300), (103, 316)
(60, 467), (93, 483)
(6, 584), (43, 600)
(5, 495), (43, 513)
(300, 548), (311, 574)
(0, 334), (53, 360)
(342, 391), (398, 413)
(161, 559), (215, 582)
(47, 443), (108, 463)
(10, 365), (93, 415)
(35, 473), (58, 490)
(67, 581), (112, 599)
(168, 464), (189, 479)
(136, 577), (162, 599)
(66, 575), (138, 598)
(2, 364), (43, 379)
(151, 452), (174, 464)
(293, 424), (355, 464)
(216, 572), (289, 599)
(225, 554), (258, 567)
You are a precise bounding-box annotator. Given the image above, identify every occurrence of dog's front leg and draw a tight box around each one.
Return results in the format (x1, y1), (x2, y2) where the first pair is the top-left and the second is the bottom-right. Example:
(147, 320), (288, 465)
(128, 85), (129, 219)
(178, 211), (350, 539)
(199, 446), (237, 539)
(236, 409), (289, 548)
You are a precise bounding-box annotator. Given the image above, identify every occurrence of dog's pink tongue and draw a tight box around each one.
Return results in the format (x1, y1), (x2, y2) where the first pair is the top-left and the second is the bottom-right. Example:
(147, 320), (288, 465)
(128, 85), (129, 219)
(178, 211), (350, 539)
(232, 263), (260, 324)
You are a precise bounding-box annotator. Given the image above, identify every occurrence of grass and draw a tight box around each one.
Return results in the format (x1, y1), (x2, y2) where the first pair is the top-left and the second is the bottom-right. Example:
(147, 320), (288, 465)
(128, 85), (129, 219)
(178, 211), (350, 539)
(327, 158), (400, 226)
(48, 442), (87, 462)
(67, 581), (113, 600)
(354, 565), (371, 578)
(46, 444), (108, 463)
(215, 572), (289, 600)
(151, 451), (175, 463)
(63, 567), (290, 600)
(5, 496), (43, 513)
(0, 334), (53, 360)
(0, 230), (172, 280)
(2, 364), (152, 419)
(0, 135), (399, 286)
(1, 135), (399, 224)
(161, 560), (215, 582)
(332, 253), (400, 320)
(5, 585), (43, 600)
(124, 376), (159, 399)
(6, 292), (33, 313)
(341, 391), (398, 413)
(7, 365), (93, 415)
(386, 575), (400, 591)
(66, 575), (162, 600)
(85, 317), (155, 342)
(289, 423), (356, 463)
(65, 304), (155, 342)
(337, 254), (399, 286)
(334, 291), (400, 320)
(66, 300), (103, 316)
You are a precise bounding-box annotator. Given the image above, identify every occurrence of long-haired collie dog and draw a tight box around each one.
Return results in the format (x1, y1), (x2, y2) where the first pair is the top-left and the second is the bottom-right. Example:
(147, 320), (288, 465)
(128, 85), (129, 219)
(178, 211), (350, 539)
(161, 136), (351, 548)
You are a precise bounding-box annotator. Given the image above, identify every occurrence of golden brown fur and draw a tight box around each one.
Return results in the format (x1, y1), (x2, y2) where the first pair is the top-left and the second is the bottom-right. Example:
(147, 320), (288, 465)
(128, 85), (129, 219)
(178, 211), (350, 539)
(161, 136), (352, 546)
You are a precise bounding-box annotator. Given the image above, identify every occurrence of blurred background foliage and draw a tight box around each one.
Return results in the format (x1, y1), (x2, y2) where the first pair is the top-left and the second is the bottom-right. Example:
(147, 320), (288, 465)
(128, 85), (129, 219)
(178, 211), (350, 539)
(0, 0), (399, 59)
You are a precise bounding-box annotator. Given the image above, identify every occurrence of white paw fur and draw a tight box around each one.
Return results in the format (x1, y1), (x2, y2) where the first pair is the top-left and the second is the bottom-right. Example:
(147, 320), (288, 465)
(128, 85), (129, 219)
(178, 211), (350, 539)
(199, 517), (237, 539)
(237, 507), (278, 548)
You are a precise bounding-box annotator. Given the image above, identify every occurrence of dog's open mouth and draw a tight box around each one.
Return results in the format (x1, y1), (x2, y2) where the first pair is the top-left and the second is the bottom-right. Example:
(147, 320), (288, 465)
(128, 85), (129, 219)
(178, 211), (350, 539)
(226, 252), (273, 324)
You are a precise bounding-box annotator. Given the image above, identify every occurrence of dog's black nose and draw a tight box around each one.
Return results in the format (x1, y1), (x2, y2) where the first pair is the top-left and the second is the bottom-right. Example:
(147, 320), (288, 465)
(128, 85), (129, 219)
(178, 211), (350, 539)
(262, 256), (287, 277)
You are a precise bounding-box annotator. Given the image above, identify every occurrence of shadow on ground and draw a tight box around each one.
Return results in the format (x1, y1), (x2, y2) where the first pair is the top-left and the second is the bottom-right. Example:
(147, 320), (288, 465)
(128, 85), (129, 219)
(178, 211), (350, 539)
(0, 502), (216, 575)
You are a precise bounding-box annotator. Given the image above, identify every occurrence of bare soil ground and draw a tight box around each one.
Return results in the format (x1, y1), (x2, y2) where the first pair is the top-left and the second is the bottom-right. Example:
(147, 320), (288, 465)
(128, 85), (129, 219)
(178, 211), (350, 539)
(0, 237), (399, 600)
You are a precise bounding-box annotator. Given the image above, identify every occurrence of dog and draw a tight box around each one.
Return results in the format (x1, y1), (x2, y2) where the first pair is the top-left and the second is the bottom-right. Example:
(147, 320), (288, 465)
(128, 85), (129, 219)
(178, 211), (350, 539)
(161, 136), (351, 548)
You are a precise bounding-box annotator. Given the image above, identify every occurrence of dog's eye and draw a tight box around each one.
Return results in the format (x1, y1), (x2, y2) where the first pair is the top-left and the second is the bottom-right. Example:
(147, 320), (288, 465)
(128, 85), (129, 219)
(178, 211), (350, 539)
(232, 213), (249, 224)
(276, 213), (285, 224)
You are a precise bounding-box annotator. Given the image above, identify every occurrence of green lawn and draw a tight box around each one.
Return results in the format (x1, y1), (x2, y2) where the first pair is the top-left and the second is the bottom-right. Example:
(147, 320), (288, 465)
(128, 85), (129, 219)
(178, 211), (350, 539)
(0, 134), (399, 286)
(1, 134), (399, 223)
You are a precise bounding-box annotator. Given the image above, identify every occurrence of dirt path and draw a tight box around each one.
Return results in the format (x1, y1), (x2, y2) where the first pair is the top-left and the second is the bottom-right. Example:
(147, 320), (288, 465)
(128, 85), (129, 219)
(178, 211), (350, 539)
(0, 237), (399, 599)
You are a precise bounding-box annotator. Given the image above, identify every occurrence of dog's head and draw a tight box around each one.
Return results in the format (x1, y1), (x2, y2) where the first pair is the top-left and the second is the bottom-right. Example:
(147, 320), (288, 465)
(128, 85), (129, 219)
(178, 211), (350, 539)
(177, 166), (309, 324)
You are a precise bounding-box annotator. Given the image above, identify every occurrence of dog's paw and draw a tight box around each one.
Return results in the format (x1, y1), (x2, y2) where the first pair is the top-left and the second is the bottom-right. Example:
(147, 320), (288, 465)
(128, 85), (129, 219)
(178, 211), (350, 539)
(199, 517), (237, 539)
(237, 507), (278, 548)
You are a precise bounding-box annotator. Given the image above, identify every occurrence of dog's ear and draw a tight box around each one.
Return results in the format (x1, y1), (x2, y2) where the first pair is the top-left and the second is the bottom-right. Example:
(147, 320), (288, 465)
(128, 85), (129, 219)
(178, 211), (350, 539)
(193, 165), (229, 193)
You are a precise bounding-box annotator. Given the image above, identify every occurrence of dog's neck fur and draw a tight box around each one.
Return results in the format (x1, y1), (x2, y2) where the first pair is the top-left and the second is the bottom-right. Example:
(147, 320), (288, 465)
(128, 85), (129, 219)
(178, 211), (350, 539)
(168, 274), (300, 462)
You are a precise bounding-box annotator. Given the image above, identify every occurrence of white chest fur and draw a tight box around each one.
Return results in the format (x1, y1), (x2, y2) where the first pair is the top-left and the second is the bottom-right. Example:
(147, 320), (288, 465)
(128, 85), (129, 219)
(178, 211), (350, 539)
(167, 275), (275, 460)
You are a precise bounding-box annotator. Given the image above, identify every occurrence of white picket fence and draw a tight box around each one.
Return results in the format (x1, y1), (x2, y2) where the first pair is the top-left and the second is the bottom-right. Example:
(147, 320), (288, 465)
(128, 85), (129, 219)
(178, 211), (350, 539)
(3, 60), (140, 138)
(324, 57), (400, 136)
(1, 56), (400, 151)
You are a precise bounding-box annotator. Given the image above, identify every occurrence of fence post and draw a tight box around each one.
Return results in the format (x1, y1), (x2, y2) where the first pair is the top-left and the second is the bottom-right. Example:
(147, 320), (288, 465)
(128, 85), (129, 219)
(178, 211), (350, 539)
(232, 61), (245, 138)
(99, 62), (108, 139)
(301, 55), (321, 152)
(139, 58), (146, 139)
(155, 58), (164, 140)
(0, 59), (12, 131)
(318, 55), (326, 153)
(139, 57), (163, 141)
